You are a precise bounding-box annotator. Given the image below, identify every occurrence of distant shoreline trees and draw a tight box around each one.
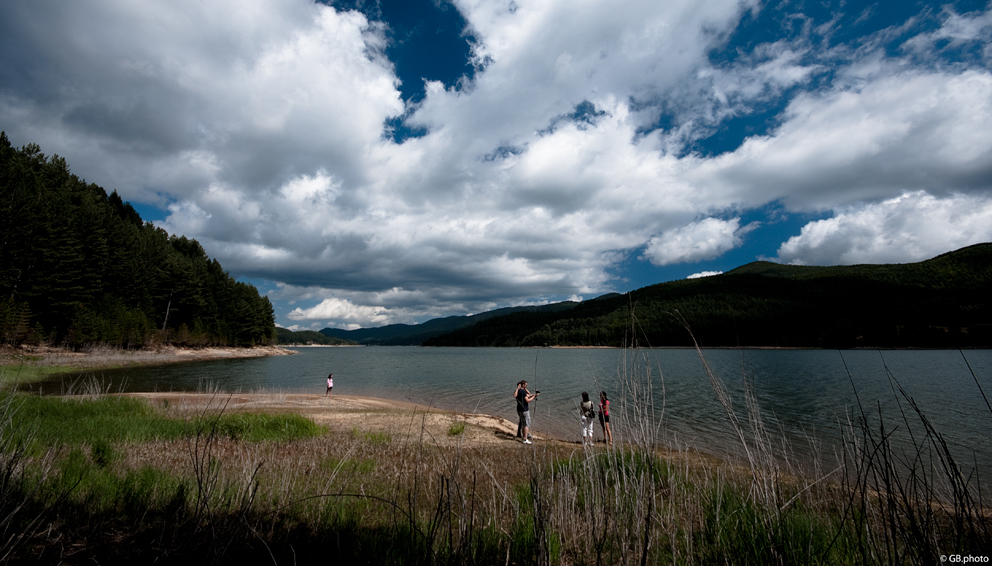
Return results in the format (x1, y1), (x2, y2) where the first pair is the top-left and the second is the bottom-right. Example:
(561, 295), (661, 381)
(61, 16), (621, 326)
(0, 132), (275, 348)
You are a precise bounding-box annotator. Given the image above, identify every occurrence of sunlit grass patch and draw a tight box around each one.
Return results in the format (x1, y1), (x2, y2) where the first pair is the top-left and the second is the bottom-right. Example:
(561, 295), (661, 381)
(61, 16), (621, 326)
(2, 393), (324, 452)
(194, 413), (324, 442)
(0, 364), (90, 386)
(4, 393), (186, 450)
(351, 427), (391, 446)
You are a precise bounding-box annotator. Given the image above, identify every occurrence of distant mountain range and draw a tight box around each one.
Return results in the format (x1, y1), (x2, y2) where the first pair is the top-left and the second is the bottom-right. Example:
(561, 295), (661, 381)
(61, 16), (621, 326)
(273, 328), (357, 346)
(315, 299), (616, 345)
(276, 243), (992, 349)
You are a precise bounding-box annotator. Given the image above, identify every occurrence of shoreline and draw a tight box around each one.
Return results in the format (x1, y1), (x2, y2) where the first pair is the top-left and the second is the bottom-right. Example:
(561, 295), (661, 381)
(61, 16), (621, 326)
(1, 344), (295, 364)
(0, 345), (296, 385)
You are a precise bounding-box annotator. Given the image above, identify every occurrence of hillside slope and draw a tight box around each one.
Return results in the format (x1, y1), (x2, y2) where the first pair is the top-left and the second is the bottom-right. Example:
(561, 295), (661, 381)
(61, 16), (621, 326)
(425, 244), (992, 348)
(0, 133), (275, 348)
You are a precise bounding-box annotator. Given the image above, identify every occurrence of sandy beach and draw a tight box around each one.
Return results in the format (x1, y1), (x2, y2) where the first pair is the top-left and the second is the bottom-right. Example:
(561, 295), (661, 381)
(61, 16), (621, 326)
(121, 391), (538, 447)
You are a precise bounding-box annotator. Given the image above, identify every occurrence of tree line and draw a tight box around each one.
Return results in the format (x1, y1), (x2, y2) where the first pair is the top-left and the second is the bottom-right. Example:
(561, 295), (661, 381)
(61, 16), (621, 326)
(0, 132), (275, 348)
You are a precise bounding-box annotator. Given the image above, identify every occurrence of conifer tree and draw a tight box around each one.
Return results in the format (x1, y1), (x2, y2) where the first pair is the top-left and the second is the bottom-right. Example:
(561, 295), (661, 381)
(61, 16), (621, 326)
(0, 133), (276, 348)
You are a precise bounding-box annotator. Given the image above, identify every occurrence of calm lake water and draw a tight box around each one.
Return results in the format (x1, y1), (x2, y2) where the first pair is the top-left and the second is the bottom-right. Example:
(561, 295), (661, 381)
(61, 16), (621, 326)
(37, 347), (992, 473)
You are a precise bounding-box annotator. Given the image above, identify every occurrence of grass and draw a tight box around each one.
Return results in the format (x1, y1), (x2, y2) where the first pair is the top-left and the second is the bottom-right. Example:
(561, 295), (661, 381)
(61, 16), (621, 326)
(352, 427), (392, 445)
(1, 392), (323, 450)
(0, 362), (89, 386)
(0, 342), (988, 564)
(0, 345), (144, 387)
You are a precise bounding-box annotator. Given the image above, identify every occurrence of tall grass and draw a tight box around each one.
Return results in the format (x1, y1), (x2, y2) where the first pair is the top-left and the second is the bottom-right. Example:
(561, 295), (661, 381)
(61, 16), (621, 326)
(834, 352), (991, 563)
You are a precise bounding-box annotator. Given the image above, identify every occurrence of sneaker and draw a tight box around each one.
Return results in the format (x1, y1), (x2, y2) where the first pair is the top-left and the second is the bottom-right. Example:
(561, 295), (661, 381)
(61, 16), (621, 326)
(523, 439), (532, 445)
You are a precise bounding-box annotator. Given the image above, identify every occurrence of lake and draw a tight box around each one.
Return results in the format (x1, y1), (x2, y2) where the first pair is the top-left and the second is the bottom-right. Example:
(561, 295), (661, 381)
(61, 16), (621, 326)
(37, 346), (992, 474)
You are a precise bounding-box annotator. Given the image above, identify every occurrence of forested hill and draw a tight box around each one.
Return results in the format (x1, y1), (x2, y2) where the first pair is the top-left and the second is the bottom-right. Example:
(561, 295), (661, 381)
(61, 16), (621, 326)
(425, 244), (992, 349)
(0, 133), (275, 348)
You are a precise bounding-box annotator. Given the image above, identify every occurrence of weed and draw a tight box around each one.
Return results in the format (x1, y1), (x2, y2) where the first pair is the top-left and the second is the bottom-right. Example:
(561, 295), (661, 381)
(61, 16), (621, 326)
(351, 427), (392, 446)
(90, 438), (116, 468)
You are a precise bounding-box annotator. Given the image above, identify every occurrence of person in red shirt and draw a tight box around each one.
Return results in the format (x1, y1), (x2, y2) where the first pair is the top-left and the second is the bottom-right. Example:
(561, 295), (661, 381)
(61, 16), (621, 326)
(598, 391), (613, 445)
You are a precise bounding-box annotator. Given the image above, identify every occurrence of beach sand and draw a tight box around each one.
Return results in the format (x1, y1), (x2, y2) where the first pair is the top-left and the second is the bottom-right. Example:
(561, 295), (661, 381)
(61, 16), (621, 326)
(123, 391), (537, 447)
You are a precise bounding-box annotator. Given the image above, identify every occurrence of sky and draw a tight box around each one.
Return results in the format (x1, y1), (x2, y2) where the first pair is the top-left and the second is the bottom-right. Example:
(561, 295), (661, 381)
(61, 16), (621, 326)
(2, 0), (992, 331)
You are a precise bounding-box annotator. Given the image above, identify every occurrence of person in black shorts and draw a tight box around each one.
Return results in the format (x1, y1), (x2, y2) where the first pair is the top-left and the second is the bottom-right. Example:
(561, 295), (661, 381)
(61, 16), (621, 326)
(598, 391), (613, 445)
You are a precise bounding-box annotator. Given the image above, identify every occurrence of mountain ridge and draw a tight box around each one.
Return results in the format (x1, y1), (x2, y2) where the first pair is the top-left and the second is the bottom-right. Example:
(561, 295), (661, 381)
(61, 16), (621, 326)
(424, 243), (992, 348)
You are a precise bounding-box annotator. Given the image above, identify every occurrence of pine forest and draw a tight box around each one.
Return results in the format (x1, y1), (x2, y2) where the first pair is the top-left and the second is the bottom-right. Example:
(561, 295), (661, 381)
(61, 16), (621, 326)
(0, 133), (275, 348)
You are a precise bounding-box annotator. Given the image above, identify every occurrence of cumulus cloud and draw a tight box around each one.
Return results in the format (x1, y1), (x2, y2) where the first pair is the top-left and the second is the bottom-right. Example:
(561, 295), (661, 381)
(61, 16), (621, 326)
(775, 192), (992, 266)
(287, 297), (395, 328)
(2, 0), (992, 328)
(684, 69), (992, 210)
(0, 0), (402, 204)
(643, 218), (750, 266)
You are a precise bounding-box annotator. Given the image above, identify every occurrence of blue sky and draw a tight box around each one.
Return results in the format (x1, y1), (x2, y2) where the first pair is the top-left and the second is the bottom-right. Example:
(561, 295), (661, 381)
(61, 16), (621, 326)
(2, 0), (992, 330)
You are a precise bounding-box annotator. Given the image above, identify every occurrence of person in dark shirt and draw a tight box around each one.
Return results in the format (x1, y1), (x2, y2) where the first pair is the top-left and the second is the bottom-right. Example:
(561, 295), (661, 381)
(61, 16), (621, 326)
(515, 380), (538, 444)
(598, 391), (613, 445)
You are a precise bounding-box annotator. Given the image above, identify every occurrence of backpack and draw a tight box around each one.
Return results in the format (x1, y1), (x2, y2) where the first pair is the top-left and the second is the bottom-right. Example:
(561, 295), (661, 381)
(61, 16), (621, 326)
(581, 400), (595, 418)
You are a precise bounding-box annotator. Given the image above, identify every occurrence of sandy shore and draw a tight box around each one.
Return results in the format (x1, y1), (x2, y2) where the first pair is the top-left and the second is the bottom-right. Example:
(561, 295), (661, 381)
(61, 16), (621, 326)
(123, 391), (536, 447)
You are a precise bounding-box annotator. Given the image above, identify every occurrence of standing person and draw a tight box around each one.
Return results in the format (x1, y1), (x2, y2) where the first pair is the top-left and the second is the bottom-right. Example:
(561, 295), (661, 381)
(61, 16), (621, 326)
(515, 380), (539, 444)
(513, 381), (524, 438)
(325, 373), (333, 397)
(598, 391), (613, 445)
(580, 392), (595, 446)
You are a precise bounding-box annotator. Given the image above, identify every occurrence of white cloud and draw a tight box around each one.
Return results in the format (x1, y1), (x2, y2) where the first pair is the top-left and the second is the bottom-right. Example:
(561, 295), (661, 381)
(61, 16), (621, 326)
(287, 298), (393, 326)
(687, 271), (723, 279)
(3, 0), (992, 327)
(902, 5), (992, 60)
(0, 0), (402, 204)
(643, 218), (748, 266)
(684, 69), (992, 210)
(775, 191), (992, 265)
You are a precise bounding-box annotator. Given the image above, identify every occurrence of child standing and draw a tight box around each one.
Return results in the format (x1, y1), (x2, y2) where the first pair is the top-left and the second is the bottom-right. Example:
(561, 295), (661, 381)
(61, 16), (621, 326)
(580, 392), (595, 446)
